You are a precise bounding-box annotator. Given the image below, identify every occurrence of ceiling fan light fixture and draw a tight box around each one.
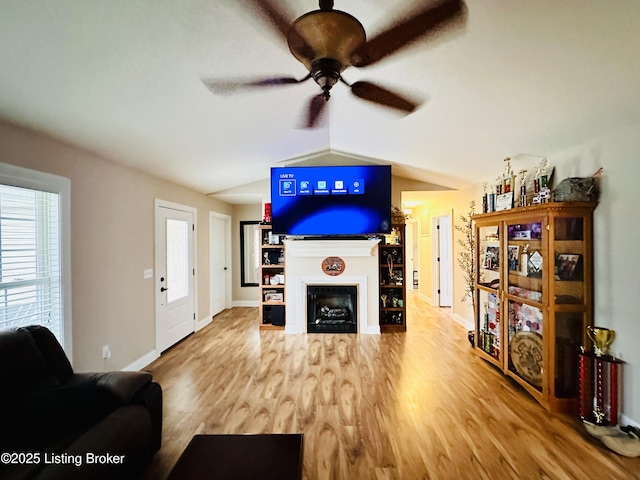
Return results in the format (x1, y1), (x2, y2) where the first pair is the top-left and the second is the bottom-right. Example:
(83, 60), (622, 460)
(311, 58), (341, 91)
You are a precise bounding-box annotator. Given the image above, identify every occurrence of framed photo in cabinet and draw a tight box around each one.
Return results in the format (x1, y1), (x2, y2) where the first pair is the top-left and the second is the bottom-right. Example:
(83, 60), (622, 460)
(556, 253), (582, 280)
(482, 242), (500, 269)
(508, 245), (519, 271)
(527, 250), (543, 277)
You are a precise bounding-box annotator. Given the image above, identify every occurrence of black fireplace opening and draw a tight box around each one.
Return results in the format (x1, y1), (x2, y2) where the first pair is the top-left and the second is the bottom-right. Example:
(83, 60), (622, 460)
(307, 285), (357, 334)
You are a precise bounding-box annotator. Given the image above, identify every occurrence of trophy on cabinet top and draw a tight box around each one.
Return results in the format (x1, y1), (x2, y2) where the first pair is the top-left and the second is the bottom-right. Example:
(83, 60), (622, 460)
(539, 158), (550, 188)
(587, 326), (615, 357)
(503, 157), (515, 193)
(518, 169), (528, 207)
(532, 158), (552, 204)
(482, 182), (488, 213)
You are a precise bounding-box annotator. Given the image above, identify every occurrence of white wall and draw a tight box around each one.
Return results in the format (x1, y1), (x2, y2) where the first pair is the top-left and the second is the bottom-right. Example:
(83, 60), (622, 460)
(232, 203), (262, 305)
(0, 119), (233, 371)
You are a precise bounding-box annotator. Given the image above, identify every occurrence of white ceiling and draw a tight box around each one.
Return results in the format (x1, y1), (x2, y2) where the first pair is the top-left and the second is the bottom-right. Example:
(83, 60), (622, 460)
(2, 1), (640, 204)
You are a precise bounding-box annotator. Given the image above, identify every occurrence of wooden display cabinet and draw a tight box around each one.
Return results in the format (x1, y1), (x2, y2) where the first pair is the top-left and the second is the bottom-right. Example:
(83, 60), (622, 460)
(379, 221), (406, 332)
(258, 224), (286, 330)
(472, 202), (596, 413)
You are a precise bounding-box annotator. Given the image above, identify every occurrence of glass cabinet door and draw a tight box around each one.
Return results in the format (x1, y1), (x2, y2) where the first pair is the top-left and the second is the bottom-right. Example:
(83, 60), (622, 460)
(478, 289), (501, 360)
(506, 219), (544, 391)
(477, 224), (500, 288)
(553, 216), (585, 301)
(552, 216), (587, 398)
(476, 224), (501, 361)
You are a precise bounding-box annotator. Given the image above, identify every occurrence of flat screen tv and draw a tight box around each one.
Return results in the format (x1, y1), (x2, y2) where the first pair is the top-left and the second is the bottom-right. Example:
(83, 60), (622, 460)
(270, 165), (392, 236)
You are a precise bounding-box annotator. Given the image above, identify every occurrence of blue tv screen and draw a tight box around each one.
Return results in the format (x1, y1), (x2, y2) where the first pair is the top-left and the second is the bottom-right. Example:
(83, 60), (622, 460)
(270, 165), (392, 236)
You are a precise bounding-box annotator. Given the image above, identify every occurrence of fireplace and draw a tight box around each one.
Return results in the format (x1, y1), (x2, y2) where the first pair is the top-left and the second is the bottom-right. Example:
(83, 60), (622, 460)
(284, 238), (380, 334)
(307, 285), (358, 333)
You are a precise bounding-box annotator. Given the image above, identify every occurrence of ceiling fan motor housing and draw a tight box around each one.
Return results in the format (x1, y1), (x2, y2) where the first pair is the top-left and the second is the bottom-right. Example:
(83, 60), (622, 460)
(288, 9), (366, 91)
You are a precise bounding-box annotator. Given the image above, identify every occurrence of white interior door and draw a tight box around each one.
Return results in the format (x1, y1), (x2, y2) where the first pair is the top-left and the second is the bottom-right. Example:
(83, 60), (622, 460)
(405, 221), (418, 289)
(438, 214), (453, 306)
(210, 212), (231, 317)
(156, 202), (195, 352)
(433, 212), (453, 307)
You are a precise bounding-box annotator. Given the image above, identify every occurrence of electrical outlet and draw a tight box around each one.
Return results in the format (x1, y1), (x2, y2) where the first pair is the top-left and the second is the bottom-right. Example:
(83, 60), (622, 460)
(102, 345), (111, 359)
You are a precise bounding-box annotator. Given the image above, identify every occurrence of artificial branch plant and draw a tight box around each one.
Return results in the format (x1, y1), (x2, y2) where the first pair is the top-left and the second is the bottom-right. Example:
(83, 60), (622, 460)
(455, 200), (476, 310)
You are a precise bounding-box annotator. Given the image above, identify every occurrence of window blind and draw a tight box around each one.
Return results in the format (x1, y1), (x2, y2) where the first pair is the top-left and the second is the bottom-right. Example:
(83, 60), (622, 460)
(0, 184), (62, 341)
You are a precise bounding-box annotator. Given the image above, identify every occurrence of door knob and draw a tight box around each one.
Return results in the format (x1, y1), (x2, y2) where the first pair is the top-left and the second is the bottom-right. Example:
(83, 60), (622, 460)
(160, 287), (168, 292)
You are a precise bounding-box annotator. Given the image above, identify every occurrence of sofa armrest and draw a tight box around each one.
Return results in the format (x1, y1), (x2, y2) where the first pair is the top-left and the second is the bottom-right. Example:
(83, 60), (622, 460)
(96, 371), (153, 405)
(71, 373), (162, 453)
(135, 381), (163, 452)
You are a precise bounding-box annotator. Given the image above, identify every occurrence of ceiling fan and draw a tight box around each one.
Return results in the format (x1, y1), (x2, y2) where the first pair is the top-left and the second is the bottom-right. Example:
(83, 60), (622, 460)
(203, 0), (466, 128)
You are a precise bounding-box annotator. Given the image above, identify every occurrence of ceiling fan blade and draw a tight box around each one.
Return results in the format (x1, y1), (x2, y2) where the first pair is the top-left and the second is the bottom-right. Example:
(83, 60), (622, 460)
(352, 0), (466, 67)
(249, 0), (315, 61)
(250, 0), (294, 42)
(301, 94), (328, 129)
(203, 74), (311, 94)
(350, 81), (419, 114)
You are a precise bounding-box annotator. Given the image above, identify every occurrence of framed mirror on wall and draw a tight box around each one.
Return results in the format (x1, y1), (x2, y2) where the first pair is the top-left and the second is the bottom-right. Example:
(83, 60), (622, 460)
(240, 221), (260, 287)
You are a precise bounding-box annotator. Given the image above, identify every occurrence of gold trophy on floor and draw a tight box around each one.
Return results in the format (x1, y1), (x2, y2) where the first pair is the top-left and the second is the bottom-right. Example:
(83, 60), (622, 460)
(587, 326), (615, 357)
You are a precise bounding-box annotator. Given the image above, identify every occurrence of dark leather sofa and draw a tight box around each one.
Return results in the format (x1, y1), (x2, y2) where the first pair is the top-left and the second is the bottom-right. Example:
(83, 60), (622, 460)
(0, 325), (162, 480)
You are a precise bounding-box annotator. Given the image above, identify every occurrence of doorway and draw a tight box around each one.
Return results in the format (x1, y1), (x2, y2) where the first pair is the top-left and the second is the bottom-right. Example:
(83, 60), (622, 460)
(433, 211), (453, 307)
(155, 200), (196, 352)
(210, 212), (231, 318)
(405, 220), (419, 289)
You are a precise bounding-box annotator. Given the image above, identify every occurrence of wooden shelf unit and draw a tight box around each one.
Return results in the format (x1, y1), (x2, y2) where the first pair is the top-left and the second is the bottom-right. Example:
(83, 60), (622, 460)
(472, 202), (596, 414)
(258, 224), (286, 330)
(378, 220), (407, 332)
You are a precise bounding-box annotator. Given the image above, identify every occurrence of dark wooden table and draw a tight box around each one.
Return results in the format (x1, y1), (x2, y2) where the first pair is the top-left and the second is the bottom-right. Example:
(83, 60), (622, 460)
(166, 434), (304, 480)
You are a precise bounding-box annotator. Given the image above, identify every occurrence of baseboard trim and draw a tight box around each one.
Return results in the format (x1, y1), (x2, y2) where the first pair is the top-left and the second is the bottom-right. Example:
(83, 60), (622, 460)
(452, 312), (474, 330)
(621, 414), (640, 428)
(363, 324), (381, 335)
(196, 314), (212, 332)
(418, 292), (434, 306)
(125, 315), (212, 372)
(232, 300), (259, 307)
(123, 349), (158, 372)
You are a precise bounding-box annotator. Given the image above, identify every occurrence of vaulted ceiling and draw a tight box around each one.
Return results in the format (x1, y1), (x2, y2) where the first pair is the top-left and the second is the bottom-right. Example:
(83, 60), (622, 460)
(2, 1), (640, 204)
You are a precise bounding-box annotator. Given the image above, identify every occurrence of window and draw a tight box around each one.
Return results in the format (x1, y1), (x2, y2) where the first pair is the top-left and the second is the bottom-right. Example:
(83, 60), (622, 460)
(0, 163), (71, 354)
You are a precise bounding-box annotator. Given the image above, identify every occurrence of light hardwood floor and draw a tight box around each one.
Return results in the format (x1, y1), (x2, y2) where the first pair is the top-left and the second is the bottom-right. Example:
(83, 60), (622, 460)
(140, 291), (639, 479)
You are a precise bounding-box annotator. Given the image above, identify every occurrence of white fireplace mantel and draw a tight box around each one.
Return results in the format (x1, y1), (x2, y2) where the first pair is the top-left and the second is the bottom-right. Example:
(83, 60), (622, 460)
(286, 238), (380, 258)
(284, 238), (380, 335)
